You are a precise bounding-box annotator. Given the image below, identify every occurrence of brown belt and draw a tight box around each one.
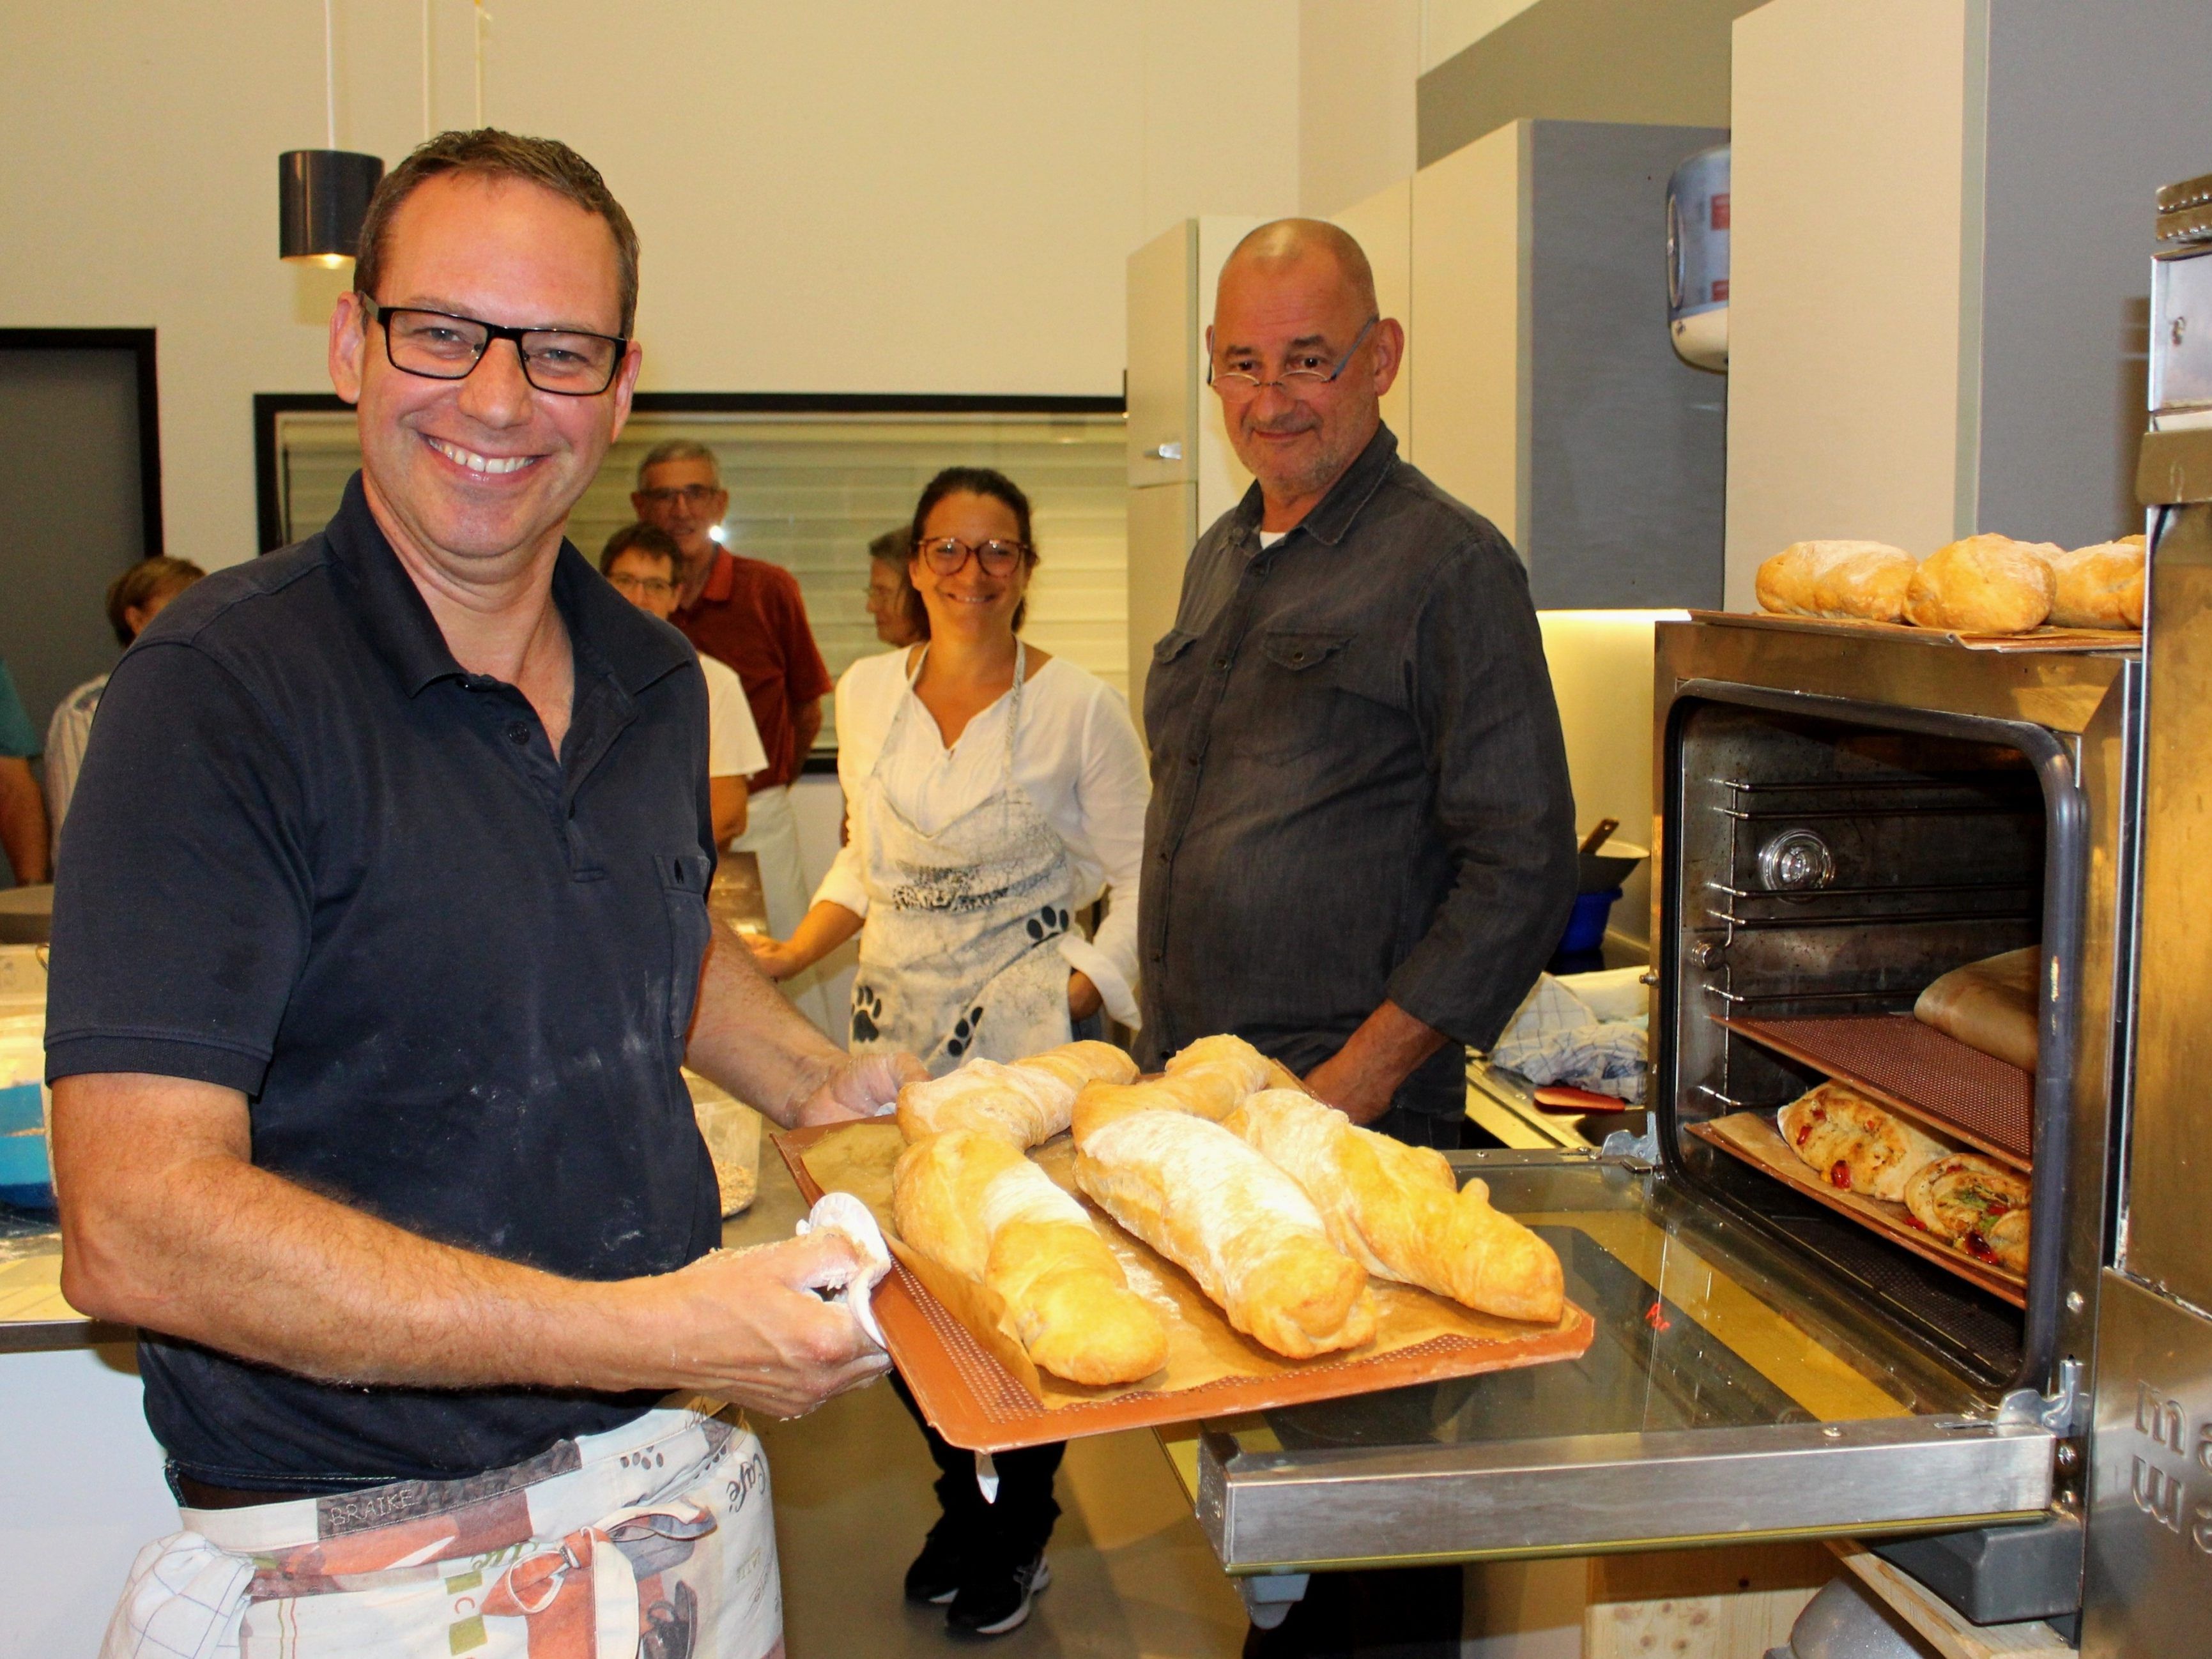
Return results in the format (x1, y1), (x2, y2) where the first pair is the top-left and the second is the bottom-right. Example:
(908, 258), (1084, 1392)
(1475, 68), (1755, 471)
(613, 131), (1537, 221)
(175, 1474), (322, 1511)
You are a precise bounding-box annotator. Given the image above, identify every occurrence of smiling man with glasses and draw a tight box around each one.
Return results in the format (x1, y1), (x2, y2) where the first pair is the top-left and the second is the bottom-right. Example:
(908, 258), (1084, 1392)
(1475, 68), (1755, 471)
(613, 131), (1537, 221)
(47, 129), (911, 1658)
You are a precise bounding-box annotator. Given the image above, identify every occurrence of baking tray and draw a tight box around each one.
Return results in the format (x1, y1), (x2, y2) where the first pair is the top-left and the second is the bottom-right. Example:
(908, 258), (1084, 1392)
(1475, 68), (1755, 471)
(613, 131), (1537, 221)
(1718, 1014), (2032, 1169)
(774, 1121), (1594, 1453)
(1692, 609), (2140, 654)
(1688, 1113), (2025, 1306)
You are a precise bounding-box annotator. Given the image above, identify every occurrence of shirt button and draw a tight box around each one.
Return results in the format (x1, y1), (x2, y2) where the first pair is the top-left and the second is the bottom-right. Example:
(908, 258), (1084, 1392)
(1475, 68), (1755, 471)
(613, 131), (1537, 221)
(1213, 656), (1232, 671)
(505, 722), (530, 746)
(1186, 753), (1201, 767)
(1149, 950), (1164, 965)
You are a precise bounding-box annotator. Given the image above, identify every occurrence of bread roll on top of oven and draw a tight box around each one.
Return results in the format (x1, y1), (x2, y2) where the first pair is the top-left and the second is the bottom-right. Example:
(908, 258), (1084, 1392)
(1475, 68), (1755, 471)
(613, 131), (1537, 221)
(2037, 535), (2144, 630)
(1904, 535), (2057, 634)
(1755, 540), (1917, 622)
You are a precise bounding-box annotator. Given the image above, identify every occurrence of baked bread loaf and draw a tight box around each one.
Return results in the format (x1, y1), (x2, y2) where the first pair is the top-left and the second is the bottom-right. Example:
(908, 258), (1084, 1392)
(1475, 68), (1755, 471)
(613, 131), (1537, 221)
(1755, 541), (1916, 622)
(891, 1128), (1169, 1385)
(1072, 1106), (1376, 1359)
(1904, 1152), (2031, 1274)
(1068, 1033), (1279, 1141)
(1904, 535), (2057, 634)
(1776, 1081), (1951, 1202)
(1223, 1090), (1564, 1324)
(2038, 535), (2144, 629)
(895, 1040), (1138, 1146)
(1914, 947), (2039, 1073)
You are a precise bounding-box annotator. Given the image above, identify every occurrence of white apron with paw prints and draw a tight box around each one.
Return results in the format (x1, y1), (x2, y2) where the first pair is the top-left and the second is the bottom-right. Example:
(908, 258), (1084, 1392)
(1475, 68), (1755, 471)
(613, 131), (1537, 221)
(847, 642), (1075, 1074)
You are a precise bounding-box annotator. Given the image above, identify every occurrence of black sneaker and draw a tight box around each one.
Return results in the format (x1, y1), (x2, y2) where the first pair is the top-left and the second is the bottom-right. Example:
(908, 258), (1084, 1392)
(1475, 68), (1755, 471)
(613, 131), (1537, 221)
(946, 1550), (1052, 1637)
(903, 1518), (970, 1605)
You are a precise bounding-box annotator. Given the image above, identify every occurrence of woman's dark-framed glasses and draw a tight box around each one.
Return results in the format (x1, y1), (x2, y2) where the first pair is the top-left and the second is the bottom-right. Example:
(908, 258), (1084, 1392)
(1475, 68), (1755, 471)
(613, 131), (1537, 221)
(367, 302), (627, 396)
(916, 537), (1027, 577)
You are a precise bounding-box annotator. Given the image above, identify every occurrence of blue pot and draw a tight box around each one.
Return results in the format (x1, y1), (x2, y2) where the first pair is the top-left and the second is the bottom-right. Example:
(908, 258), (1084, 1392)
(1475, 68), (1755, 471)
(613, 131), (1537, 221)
(1558, 887), (1622, 955)
(0, 1129), (53, 1214)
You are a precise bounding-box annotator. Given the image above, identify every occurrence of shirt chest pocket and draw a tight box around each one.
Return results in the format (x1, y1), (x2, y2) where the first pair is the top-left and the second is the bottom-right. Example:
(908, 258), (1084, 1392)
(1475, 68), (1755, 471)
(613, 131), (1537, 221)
(659, 851), (714, 1044)
(1233, 630), (1358, 761)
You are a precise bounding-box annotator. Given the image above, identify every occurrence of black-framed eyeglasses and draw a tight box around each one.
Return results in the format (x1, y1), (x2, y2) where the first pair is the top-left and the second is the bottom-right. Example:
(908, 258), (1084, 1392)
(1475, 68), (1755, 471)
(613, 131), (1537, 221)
(1208, 315), (1379, 400)
(915, 537), (1029, 577)
(365, 301), (629, 396)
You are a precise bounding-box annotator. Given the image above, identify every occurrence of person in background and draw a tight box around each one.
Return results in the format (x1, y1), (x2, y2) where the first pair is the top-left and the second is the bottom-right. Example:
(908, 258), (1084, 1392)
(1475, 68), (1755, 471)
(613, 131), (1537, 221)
(864, 524), (926, 647)
(48, 128), (910, 1658)
(749, 465), (1149, 1637)
(1138, 219), (1577, 1658)
(44, 555), (207, 863)
(0, 657), (48, 885)
(634, 440), (840, 1035)
(601, 523), (765, 845)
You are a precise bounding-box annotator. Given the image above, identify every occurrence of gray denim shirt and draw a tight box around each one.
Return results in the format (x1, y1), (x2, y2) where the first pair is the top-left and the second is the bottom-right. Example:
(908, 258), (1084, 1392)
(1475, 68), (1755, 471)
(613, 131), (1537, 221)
(1136, 424), (1577, 1114)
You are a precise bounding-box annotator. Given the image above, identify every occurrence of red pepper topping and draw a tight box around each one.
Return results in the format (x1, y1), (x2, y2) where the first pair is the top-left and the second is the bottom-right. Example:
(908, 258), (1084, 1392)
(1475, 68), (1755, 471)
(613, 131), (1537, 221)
(1964, 1234), (1997, 1264)
(1829, 1161), (1851, 1189)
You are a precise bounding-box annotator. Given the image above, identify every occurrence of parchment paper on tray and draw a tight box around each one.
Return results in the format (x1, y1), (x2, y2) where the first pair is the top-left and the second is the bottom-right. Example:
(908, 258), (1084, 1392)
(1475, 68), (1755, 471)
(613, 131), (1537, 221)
(779, 1120), (1594, 1451)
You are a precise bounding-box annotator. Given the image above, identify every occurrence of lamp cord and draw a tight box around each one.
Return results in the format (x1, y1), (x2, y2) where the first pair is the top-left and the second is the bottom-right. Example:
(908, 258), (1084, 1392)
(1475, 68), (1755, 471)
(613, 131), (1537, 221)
(322, 0), (336, 150)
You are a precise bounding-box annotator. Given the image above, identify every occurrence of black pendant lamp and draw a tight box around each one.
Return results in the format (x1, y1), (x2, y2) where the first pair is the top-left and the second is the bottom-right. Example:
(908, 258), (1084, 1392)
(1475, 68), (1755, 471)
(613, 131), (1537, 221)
(279, 0), (382, 266)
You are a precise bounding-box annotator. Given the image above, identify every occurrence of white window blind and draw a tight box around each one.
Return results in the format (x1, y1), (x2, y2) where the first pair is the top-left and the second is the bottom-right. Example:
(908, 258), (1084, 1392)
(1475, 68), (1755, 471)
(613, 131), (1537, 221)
(270, 406), (1130, 751)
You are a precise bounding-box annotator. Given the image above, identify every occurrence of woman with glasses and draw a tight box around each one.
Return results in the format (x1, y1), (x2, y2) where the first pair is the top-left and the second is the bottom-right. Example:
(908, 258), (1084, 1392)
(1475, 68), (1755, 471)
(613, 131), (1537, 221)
(747, 465), (1148, 1635)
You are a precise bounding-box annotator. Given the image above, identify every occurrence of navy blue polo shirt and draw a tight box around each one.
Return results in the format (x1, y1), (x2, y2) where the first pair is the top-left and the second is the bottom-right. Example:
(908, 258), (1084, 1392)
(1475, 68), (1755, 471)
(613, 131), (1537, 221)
(45, 473), (723, 1492)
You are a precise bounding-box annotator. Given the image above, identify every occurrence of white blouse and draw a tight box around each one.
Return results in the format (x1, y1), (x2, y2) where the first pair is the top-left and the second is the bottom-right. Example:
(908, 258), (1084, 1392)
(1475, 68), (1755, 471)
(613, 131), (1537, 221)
(814, 648), (1151, 1027)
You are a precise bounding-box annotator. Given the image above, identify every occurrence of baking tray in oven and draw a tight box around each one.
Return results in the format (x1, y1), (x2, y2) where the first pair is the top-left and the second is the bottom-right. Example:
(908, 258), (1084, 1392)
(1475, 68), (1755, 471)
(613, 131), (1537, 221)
(1690, 609), (2140, 652)
(1687, 1113), (2026, 1306)
(1716, 1014), (2032, 1168)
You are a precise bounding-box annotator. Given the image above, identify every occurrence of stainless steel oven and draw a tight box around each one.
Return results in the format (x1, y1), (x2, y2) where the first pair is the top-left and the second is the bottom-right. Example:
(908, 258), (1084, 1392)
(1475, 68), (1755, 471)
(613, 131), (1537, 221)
(1193, 623), (2122, 1631)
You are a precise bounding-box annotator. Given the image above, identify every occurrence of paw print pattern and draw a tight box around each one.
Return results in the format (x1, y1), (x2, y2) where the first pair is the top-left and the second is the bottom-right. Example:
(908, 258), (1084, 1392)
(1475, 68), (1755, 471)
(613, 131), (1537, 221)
(1023, 905), (1071, 943)
(850, 984), (884, 1044)
(946, 1004), (987, 1059)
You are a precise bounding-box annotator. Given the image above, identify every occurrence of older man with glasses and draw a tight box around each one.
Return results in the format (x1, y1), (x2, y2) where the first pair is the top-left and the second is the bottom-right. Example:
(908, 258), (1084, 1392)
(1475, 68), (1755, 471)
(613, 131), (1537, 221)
(1137, 219), (1578, 1653)
(632, 440), (840, 1037)
(48, 129), (912, 1658)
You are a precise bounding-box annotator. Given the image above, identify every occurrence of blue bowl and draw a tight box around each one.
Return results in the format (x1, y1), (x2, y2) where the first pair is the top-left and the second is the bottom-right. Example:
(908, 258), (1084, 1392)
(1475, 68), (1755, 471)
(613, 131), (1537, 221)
(1558, 887), (1622, 955)
(0, 1129), (53, 1213)
(0, 1078), (43, 1135)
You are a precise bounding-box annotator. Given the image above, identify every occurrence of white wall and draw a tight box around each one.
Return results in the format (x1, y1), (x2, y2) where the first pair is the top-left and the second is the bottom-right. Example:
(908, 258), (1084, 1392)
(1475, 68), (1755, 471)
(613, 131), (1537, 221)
(1418, 0), (1546, 73)
(1298, 1), (1420, 219)
(0, 1), (1299, 572)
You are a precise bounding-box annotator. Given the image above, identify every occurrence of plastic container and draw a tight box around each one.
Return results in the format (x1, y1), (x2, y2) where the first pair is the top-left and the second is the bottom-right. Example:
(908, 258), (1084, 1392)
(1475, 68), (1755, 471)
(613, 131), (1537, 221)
(0, 1002), (55, 1214)
(1558, 888), (1622, 955)
(686, 1071), (762, 1217)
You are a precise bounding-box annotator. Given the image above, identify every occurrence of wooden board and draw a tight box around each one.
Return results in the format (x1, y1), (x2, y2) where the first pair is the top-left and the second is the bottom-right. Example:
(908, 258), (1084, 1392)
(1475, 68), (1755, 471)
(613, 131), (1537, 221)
(1718, 1013), (2033, 1170)
(1693, 609), (2139, 653)
(1828, 1543), (2075, 1658)
(1689, 1113), (2025, 1306)
(775, 1121), (1594, 1452)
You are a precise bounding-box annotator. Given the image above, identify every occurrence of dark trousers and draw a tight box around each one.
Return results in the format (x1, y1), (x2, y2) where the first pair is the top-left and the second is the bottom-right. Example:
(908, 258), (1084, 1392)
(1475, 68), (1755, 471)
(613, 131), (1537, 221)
(1242, 1101), (1469, 1655)
(889, 1373), (1063, 1559)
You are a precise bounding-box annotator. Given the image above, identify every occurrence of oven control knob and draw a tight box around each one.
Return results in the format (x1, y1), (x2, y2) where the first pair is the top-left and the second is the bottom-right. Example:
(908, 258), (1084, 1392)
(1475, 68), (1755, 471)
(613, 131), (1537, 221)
(1757, 829), (1836, 892)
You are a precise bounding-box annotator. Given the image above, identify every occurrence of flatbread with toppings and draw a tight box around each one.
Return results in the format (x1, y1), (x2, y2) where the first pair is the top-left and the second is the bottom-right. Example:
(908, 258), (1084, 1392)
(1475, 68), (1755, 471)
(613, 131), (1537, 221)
(1905, 1152), (2031, 1274)
(1775, 1081), (1951, 1202)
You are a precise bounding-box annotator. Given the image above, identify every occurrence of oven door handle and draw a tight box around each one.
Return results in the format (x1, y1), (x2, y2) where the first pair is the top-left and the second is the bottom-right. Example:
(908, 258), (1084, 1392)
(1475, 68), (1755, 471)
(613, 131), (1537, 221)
(1196, 1417), (2054, 1573)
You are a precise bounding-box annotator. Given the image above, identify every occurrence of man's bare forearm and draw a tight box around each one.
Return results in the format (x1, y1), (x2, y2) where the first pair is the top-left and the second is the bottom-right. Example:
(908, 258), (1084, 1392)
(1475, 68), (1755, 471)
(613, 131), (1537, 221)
(1304, 999), (1449, 1125)
(686, 920), (850, 1126)
(54, 1073), (660, 1391)
(792, 698), (824, 761)
(0, 757), (50, 884)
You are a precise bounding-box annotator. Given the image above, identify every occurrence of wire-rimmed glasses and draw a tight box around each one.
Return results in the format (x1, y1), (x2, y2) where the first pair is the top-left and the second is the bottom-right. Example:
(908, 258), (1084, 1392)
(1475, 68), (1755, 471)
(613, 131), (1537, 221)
(1208, 316), (1380, 401)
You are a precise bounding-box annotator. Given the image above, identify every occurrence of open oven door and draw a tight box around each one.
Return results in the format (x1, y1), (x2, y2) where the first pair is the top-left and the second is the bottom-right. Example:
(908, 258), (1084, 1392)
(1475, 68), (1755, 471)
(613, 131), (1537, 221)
(1188, 1147), (2058, 1573)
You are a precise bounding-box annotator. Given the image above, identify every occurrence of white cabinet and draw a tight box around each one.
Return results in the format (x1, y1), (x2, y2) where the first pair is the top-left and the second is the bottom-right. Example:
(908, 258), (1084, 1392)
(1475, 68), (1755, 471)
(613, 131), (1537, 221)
(1331, 176), (1414, 450)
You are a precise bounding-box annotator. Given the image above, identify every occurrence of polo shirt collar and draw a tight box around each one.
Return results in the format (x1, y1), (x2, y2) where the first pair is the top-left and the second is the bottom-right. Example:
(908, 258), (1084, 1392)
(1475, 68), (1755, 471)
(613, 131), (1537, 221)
(1232, 421), (1400, 553)
(695, 547), (737, 605)
(323, 470), (695, 700)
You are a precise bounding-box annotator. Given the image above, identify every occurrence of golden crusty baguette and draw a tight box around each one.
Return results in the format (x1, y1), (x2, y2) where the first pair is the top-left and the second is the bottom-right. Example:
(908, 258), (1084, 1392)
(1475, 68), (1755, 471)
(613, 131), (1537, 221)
(1072, 1107), (1375, 1359)
(1904, 535), (2057, 634)
(895, 1040), (1139, 1145)
(891, 1129), (1168, 1386)
(1068, 1032), (1282, 1142)
(1222, 1089), (1565, 1324)
(1755, 540), (1916, 622)
(1164, 1032), (1277, 1092)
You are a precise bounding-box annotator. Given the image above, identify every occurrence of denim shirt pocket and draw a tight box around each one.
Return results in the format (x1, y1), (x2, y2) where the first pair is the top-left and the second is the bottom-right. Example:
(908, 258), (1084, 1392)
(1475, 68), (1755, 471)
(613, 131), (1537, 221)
(1142, 627), (1204, 745)
(1238, 630), (1355, 761)
(658, 851), (715, 1044)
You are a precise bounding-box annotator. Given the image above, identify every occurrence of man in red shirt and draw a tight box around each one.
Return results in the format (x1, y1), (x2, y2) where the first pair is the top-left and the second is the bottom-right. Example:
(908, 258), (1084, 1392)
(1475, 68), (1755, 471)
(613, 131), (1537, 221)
(634, 440), (840, 1034)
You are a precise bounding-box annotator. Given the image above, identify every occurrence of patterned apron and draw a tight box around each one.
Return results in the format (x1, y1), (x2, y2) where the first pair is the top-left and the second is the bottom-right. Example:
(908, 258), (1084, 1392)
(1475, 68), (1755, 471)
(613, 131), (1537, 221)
(848, 642), (1075, 1074)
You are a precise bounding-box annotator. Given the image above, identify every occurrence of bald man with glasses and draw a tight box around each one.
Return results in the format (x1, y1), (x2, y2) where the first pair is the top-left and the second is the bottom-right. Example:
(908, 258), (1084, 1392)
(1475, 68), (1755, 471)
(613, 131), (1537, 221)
(1139, 222), (1577, 1654)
